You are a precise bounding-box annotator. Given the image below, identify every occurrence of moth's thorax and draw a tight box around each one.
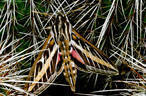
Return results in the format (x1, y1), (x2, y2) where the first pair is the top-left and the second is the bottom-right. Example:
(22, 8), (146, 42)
(53, 14), (72, 43)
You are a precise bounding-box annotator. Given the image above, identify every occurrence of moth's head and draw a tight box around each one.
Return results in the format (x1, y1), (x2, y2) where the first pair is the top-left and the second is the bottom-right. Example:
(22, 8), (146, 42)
(54, 14), (71, 42)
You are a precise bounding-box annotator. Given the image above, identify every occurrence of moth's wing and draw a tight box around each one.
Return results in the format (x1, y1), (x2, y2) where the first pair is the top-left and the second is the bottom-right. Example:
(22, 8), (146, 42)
(25, 34), (63, 95)
(71, 29), (119, 75)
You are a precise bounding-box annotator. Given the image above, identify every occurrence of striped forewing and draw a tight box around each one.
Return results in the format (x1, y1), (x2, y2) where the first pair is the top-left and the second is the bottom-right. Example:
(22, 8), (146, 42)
(25, 35), (63, 95)
(71, 30), (118, 75)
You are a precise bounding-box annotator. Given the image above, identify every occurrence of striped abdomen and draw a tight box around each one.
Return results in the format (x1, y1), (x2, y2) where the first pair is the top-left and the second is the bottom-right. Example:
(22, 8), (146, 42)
(58, 40), (77, 92)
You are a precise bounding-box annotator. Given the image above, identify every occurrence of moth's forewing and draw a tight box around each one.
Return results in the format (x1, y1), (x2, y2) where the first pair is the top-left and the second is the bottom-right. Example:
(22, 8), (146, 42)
(71, 30), (119, 75)
(26, 36), (63, 95)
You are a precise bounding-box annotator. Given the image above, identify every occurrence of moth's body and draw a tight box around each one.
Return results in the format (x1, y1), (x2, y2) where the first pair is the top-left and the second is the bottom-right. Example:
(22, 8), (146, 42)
(55, 15), (77, 91)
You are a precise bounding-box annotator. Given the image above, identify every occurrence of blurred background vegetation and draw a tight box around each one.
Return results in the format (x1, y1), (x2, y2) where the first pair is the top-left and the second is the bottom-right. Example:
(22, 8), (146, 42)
(0, 0), (145, 95)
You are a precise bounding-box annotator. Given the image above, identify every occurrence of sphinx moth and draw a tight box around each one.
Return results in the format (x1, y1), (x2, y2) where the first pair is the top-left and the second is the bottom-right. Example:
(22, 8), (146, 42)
(25, 14), (118, 94)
